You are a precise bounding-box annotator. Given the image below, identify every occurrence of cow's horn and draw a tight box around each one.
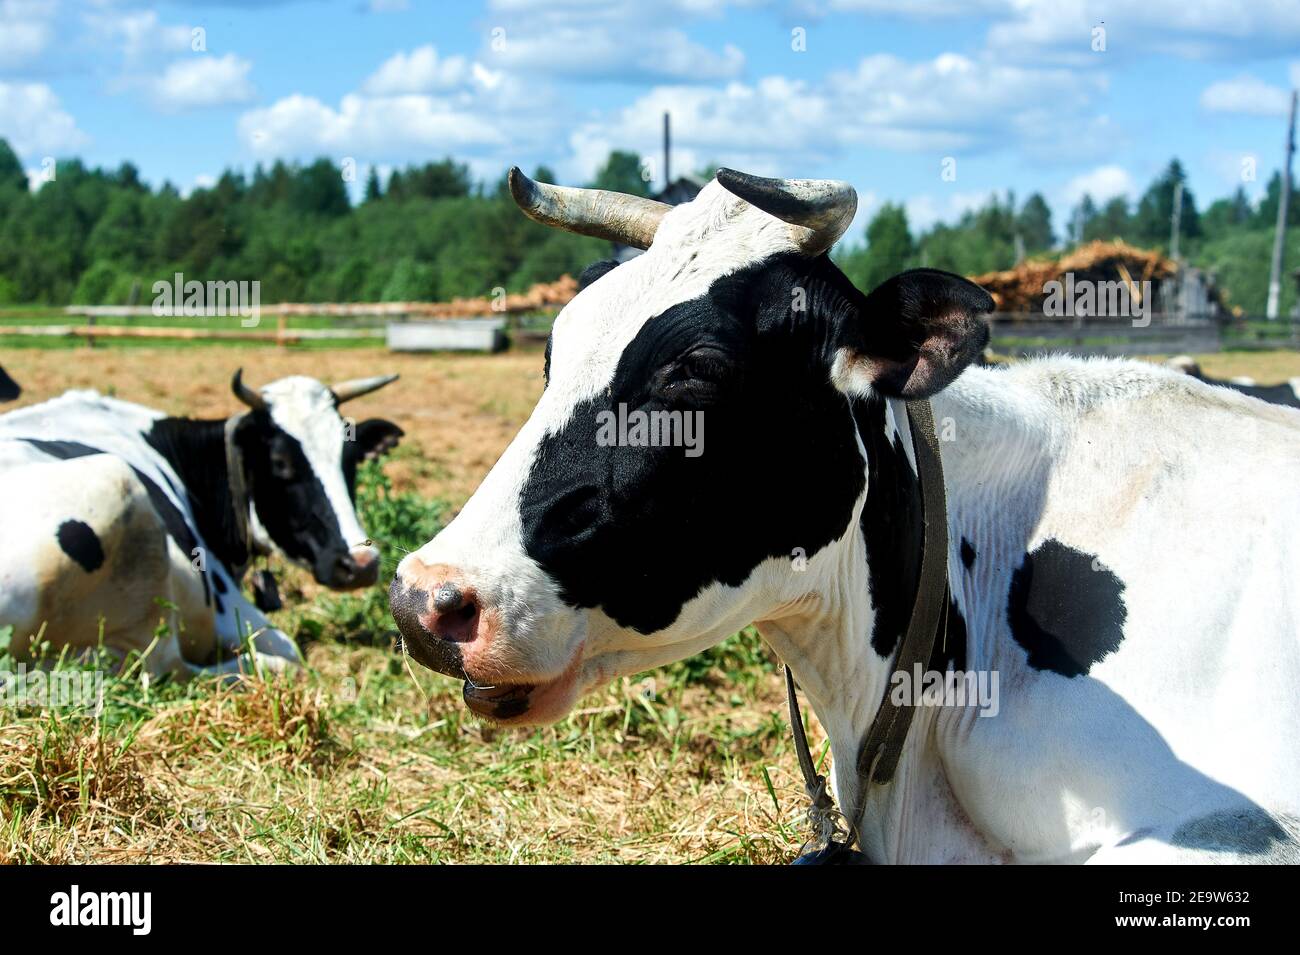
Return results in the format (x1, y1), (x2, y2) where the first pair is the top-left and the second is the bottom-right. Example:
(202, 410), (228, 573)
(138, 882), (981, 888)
(332, 373), (399, 404)
(231, 368), (266, 411)
(715, 168), (857, 255)
(508, 167), (670, 250)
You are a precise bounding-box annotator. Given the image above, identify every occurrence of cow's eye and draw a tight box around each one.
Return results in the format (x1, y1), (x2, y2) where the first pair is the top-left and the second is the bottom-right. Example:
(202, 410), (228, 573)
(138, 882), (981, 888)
(270, 450), (295, 480)
(657, 346), (735, 405)
(677, 347), (731, 384)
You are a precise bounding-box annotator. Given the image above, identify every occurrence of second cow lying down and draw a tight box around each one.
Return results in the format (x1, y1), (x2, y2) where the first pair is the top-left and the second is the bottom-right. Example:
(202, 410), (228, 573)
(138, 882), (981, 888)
(0, 371), (402, 677)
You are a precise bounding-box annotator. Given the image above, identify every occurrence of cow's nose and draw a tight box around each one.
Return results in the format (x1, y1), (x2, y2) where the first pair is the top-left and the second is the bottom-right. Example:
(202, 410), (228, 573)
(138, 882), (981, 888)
(389, 562), (483, 676)
(326, 546), (381, 589)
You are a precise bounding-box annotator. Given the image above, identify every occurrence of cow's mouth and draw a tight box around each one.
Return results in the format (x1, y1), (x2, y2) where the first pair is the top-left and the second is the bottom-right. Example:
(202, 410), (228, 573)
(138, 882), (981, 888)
(462, 680), (537, 720)
(459, 648), (586, 724)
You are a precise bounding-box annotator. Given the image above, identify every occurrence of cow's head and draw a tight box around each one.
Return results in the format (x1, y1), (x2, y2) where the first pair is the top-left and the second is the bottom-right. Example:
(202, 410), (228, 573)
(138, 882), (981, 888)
(232, 371), (403, 589)
(391, 168), (991, 723)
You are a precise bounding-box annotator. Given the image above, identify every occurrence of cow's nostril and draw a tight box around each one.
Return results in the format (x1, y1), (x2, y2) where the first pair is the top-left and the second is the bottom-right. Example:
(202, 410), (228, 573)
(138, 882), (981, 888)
(390, 566), (482, 650)
(433, 582), (465, 613)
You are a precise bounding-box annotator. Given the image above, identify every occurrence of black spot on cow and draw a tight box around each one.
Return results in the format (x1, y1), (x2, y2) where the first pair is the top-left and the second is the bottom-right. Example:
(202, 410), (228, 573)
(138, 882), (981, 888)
(928, 594), (968, 673)
(960, 537), (976, 570)
(21, 438), (103, 461)
(1006, 539), (1127, 677)
(56, 519), (104, 573)
(521, 254), (867, 635)
(852, 396), (921, 658)
(0, 365), (19, 402)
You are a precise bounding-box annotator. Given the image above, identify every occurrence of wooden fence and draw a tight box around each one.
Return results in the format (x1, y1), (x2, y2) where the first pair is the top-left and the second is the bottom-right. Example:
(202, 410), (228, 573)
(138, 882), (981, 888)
(988, 313), (1224, 357)
(4, 306), (1298, 357)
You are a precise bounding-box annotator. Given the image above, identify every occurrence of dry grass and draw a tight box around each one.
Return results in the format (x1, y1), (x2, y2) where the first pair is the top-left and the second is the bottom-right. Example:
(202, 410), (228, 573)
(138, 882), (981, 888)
(0, 638), (817, 863)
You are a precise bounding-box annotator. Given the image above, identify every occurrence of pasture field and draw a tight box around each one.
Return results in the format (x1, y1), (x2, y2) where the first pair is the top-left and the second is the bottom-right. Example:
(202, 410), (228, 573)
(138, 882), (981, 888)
(3, 345), (1299, 864)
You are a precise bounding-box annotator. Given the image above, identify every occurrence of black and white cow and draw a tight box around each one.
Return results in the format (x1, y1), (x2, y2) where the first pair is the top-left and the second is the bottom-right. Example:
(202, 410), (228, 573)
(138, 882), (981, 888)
(1166, 355), (1300, 409)
(390, 168), (1300, 864)
(0, 371), (403, 677)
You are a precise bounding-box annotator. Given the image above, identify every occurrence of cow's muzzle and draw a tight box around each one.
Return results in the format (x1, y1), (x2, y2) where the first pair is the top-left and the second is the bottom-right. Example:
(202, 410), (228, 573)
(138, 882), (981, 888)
(389, 565), (566, 723)
(318, 545), (381, 589)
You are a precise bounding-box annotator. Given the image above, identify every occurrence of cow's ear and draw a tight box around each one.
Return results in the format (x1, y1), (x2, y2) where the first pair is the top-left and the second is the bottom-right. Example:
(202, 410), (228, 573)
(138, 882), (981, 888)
(831, 268), (993, 399)
(352, 418), (404, 462)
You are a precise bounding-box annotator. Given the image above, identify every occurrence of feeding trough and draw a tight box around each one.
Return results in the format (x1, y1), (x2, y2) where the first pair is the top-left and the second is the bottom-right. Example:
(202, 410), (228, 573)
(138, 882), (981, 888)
(386, 317), (508, 353)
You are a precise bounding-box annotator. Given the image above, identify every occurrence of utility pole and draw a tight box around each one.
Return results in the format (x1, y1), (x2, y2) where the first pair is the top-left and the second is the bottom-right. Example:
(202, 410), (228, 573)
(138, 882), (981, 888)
(1169, 179), (1183, 261)
(1266, 89), (1297, 320)
(663, 112), (671, 192)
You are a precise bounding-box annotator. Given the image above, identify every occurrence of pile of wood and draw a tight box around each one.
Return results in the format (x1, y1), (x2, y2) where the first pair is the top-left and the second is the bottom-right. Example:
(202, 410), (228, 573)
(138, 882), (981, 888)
(969, 241), (1183, 315)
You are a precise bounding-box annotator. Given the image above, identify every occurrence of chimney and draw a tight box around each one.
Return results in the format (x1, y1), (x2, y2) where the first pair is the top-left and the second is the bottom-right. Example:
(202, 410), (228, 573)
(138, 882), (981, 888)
(663, 111), (671, 192)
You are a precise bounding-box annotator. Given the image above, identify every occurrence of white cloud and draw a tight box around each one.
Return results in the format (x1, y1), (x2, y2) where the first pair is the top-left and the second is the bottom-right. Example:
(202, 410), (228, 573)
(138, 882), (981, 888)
(826, 0), (1300, 63)
(490, 25), (743, 82)
(562, 52), (1108, 182)
(483, 0), (745, 82)
(827, 0), (1013, 16)
(0, 0), (57, 68)
(182, 173), (217, 197)
(368, 0), (409, 10)
(1200, 75), (1293, 116)
(904, 191), (994, 231)
(151, 54), (255, 110)
(25, 165), (50, 192)
(238, 93), (509, 158)
(1062, 165), (1135, 206)
(986, 0), (1300, 63)
(0, 82), (90, 157)
(363, 45), (473, 95)
(84, 8), (193, 62)
(238, 43), (557, 165)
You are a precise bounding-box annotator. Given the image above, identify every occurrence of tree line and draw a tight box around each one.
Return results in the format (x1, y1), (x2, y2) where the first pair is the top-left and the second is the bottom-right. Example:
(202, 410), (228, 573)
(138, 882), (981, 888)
(838, 159), (1300, 316)
(0, 139), (1294, 316)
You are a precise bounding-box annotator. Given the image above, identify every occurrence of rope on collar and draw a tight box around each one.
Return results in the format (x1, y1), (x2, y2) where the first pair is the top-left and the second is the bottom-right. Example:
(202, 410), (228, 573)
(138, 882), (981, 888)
(223, 412), (254, 575)
(784, 397), (951, 861)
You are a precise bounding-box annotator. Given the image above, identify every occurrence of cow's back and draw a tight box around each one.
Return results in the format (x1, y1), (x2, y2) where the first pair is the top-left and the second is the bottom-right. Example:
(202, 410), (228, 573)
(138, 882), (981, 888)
(0, 453), (185, 664)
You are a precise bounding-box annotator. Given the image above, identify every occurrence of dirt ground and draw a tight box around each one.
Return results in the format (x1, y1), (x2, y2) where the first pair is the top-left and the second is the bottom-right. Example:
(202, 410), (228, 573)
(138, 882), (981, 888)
(1, 346), (546, 508)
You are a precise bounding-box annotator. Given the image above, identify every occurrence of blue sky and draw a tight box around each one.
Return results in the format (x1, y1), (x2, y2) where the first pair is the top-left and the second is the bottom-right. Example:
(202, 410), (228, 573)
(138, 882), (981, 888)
(2, 0), (1298, 241)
